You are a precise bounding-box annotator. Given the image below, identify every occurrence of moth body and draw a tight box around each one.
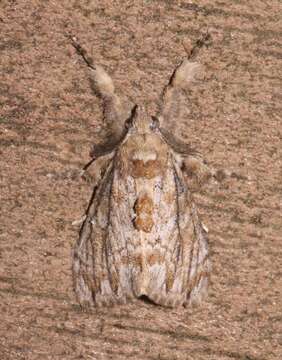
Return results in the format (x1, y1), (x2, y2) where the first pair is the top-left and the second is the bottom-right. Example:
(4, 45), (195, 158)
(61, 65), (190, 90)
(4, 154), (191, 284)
(71, 36), (211, 308)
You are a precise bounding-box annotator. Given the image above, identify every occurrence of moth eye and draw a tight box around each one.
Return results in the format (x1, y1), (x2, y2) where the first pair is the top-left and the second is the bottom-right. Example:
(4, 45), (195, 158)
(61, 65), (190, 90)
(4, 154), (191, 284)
(150, 116), (160, 131)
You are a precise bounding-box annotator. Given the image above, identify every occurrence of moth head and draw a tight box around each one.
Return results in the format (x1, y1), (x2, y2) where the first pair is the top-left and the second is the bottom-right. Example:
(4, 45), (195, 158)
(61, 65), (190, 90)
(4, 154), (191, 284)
(126, 105), (160, 135)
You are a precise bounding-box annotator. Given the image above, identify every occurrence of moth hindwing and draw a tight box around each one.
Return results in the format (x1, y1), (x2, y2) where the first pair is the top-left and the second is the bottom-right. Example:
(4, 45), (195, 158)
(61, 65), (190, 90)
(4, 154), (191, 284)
(71, 35), (211, 308)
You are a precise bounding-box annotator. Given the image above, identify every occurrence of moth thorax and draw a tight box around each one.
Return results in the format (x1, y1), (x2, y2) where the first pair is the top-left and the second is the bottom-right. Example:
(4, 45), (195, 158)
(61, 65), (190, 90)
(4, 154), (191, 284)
(131, 150), (161, 179)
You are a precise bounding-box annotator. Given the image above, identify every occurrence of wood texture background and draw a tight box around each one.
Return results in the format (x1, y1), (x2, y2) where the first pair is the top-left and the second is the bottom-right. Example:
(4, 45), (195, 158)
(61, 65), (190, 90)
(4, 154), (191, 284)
(0, 1), (281, 359)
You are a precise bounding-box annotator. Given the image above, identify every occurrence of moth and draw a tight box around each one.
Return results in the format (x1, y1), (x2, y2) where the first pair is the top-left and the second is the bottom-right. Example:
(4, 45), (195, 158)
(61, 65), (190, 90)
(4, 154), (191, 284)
(71, 35), (211, 308)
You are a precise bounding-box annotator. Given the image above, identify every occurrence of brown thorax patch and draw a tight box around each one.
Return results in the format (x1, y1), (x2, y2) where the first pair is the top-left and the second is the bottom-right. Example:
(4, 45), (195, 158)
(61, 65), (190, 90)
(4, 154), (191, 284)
(133, 193), (154, 232)
(131, 159), (162, 179)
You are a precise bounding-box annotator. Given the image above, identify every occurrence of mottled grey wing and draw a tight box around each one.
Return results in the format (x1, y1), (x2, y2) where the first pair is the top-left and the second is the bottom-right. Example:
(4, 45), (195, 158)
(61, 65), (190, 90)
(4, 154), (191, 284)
(142, 155), (210, 307)
(73, 159), (140, 307)
(172, 158), (210, 307)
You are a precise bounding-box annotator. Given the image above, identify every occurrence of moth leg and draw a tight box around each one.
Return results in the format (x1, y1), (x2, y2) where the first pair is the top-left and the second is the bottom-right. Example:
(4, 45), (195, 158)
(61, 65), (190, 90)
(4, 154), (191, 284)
(183, 155), (239, 191)
(70, 35), (133, 151)
(70, 36), (122, 128)
(72, 215), (87, 226)
(84, 152), (115, 186)
(181, 154), (213, 192)
(72, 153), (114, 230)
(157, 31), (211, 127)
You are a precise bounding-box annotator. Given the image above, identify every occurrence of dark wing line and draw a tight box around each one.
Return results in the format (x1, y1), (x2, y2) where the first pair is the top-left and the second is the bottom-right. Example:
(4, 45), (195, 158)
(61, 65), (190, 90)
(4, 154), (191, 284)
(171, 158), (184, 266)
